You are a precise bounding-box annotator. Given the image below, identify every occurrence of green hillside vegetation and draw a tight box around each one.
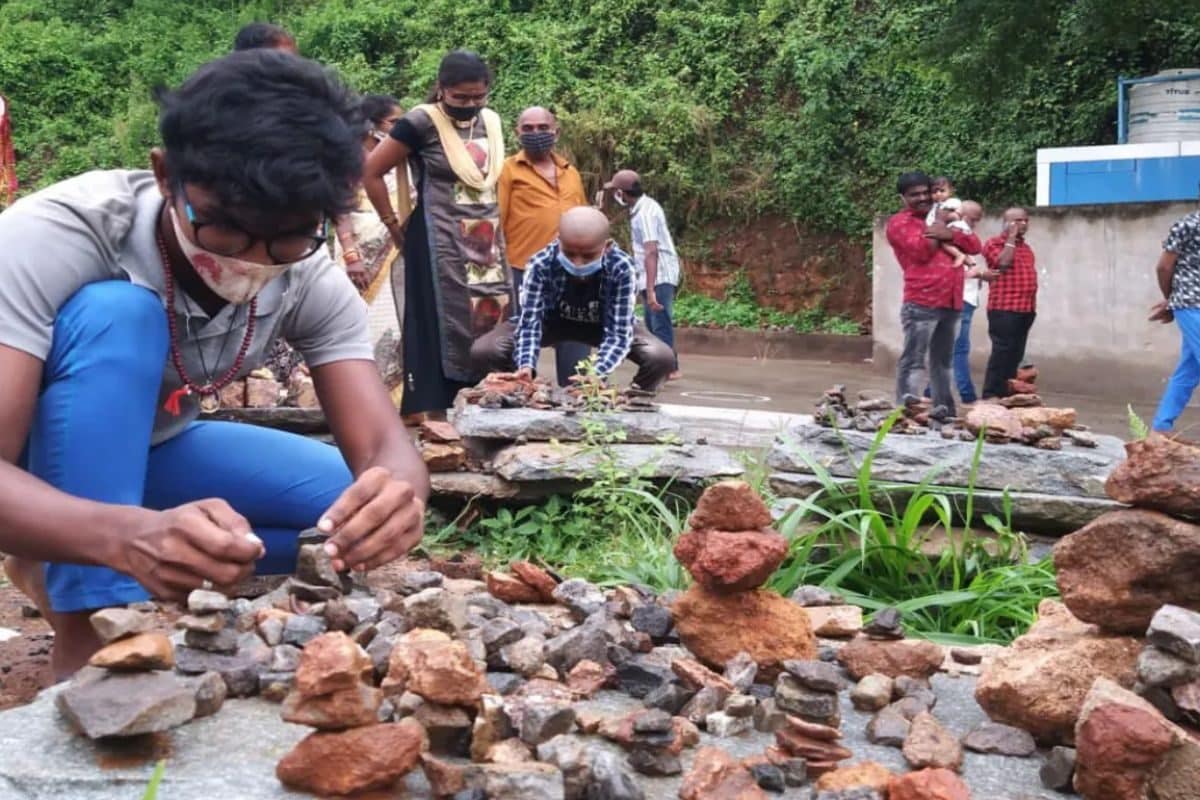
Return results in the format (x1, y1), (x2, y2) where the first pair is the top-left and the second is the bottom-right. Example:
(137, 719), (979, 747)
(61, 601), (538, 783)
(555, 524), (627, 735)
(2, 0), (1197, 241)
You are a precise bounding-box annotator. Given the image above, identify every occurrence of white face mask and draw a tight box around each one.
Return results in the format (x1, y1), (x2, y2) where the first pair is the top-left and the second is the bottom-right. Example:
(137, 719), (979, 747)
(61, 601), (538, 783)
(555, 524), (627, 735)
(170, 207), (291, 305)
(613, 191), (628, 207)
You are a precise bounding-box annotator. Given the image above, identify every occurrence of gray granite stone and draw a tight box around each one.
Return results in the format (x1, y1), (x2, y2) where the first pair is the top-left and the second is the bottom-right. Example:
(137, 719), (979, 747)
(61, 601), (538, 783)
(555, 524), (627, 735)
(453, 405), (683, 444)
(493, 443), (742, 484)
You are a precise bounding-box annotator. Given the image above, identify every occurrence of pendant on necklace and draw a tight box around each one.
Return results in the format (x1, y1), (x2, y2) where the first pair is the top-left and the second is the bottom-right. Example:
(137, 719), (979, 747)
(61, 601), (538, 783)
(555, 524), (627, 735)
(198, 393), (221, 414)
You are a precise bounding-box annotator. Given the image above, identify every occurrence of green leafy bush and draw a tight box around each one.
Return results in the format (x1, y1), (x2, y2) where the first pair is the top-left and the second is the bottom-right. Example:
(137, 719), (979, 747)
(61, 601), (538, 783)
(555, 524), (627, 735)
(5, 0), (1198, 240)
(673, 272), (862, 334)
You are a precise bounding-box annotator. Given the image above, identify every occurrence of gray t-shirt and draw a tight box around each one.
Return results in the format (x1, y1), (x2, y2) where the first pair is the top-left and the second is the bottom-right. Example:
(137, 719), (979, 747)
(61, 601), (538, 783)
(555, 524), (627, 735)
(0, 169), (373, 444)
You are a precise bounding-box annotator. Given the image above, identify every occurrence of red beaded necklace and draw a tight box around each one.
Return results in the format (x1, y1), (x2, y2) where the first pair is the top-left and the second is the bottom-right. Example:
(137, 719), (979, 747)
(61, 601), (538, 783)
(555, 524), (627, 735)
(156, 223), (256, 416)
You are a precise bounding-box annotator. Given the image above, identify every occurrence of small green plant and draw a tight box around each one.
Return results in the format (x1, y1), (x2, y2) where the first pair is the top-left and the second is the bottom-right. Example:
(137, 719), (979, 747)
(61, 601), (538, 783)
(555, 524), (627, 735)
(419, 366), (691, 590)
(1128, 404), (1150, 440)
(142, 761), (166, 800)
(768, 412), (1058, 645)
(673, 272), (861, 335)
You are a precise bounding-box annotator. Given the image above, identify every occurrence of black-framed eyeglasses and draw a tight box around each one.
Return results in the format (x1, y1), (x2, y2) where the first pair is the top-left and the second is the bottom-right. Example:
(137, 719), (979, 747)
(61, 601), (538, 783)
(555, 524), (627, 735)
(180, 188), (328, 264)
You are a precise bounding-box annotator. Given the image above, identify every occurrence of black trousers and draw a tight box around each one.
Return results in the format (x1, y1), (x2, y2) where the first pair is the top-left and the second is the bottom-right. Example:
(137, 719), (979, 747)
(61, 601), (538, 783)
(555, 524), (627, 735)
(982, 310), (1036, 398)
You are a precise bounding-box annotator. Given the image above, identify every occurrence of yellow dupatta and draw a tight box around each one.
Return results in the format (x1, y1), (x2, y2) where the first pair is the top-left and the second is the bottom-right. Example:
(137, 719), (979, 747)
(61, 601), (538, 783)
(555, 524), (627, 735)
(400, 103), (504, 196)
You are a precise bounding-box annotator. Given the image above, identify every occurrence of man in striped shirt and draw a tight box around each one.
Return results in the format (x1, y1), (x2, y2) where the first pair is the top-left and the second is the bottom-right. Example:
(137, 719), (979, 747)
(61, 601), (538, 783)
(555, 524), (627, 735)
(470, 207), (675, 390)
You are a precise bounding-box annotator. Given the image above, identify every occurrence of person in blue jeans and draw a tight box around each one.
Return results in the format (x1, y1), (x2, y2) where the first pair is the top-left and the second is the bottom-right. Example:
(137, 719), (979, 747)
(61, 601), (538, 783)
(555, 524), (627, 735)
(0, 51), (428, 677)
(604, 169), (683, 380)
(1151, 207), (1200, 431)
(924, 200), (992, 404)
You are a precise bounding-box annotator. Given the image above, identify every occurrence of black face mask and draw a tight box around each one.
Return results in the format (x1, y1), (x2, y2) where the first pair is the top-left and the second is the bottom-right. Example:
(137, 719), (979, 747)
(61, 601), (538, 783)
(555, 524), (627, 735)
(443, 103), (480, 122)
(519, 131), (556, 156)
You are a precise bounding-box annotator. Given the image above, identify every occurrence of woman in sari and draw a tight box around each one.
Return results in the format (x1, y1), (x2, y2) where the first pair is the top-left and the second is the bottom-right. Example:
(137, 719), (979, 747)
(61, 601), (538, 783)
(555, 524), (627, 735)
(363, 51), (511, 421)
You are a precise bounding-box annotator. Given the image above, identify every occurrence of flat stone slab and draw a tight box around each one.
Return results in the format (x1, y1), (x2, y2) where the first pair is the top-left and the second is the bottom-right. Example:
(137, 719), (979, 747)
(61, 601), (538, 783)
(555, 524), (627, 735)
(430, 471), (522, 499)
(768, 422), (1126, 498)
(0, 675), (1055, 799)
(453, 405), (683, 444)
(491, 443), (743, 483)
(769, 472), (1124, 534)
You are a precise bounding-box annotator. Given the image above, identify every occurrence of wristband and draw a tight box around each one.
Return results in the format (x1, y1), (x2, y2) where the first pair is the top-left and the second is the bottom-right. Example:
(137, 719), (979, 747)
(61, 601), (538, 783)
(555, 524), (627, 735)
(1003, 242), (1016, 249)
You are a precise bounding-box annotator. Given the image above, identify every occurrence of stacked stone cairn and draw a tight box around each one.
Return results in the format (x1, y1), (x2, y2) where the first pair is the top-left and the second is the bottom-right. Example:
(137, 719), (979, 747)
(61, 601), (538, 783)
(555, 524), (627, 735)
(967, 431), (1200, 798)
(56, 606), (199, 739)
(813, 383), (1097, 449)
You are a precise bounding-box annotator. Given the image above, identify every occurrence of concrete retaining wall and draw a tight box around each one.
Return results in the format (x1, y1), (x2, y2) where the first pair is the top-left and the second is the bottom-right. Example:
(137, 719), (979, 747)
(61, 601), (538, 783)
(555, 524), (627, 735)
(872, 201), (1195, 401)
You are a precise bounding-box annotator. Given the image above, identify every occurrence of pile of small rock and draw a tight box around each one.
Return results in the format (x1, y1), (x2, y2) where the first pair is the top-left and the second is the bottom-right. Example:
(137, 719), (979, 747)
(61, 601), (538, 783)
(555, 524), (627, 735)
(813, 384), (1098, 449)
(57, 607), (198, 739)
(217, 365), (319, 411)
(51, 481), (1086, 799)
(1135, 605), (1200, 727)
(459, 371), (658, 413)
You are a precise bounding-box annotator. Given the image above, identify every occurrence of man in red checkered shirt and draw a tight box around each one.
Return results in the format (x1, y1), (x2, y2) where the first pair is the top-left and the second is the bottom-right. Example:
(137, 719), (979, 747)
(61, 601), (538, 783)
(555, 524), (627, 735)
(885, 171), (982, 418)
(981, 207), (1037, 398)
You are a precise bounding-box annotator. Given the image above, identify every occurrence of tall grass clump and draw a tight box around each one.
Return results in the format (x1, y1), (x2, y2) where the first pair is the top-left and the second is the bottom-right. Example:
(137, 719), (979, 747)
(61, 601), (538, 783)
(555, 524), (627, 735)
(767, 412), (1059, 645)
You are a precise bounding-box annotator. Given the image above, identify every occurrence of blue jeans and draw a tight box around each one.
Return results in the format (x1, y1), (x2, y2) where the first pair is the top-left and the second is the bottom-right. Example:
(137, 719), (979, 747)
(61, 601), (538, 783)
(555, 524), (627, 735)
(643, 283), (678, 370)
(512, 268), (590, 386)
(923, 301), (977, 404)
(953, 302), (978, 403)
(24, 281), (352, 612)
(1153, 307), (1200, 431)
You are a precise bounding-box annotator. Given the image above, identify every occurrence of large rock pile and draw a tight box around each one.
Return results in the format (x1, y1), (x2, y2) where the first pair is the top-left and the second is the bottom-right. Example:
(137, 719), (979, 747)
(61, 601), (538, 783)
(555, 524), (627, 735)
(1055, 433), (1200, 633)
(973, 432), (1200, 797)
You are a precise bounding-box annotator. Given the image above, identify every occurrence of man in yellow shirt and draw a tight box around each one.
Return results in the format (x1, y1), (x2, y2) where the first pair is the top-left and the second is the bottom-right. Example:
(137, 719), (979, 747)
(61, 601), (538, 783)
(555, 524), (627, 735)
(498, 106), (590, 384)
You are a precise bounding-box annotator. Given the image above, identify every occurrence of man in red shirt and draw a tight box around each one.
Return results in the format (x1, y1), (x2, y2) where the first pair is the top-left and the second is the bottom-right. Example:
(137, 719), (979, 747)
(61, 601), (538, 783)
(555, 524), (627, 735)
(981, 207), (1037, 398)
(885, 172), (982, 418)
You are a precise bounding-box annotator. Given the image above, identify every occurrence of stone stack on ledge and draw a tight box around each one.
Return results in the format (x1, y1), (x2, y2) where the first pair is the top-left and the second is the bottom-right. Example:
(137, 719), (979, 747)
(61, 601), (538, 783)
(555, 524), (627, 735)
(767, 417), (1129, 534)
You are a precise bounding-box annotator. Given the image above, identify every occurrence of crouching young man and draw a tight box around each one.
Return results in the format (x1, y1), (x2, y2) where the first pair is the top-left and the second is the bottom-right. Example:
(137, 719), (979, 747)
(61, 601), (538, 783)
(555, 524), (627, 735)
(470, 207), (674, 390)
(0, 50), (429, 677)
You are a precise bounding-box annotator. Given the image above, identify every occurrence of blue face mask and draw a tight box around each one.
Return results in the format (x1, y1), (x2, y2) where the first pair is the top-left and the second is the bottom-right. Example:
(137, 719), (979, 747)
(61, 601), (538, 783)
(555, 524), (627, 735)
(557, 248), (604, 278)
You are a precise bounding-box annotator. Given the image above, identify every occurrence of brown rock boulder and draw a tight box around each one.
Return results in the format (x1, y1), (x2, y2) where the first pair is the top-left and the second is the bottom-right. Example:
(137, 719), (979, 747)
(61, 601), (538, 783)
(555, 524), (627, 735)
(509, 561), (558, 602)
(422, 442), (467, 472)
(88, 633), (174, 671)
(671, 586), (816, 679)
(902, 712), (964, 772)
(964, 404), (1023, 440)
(688, 480), (773, 531)
(803, 605), (864, 638)
(281, 684), (383, 730)
(294, 632), (373, 697)
(888, 768), (972, 800)
(679, 746), (768, 800)
(1073, 678), (1188, 800)
(421, 420), (462, 444)
(1010, 406), (1077, 431)
(814, 761), (893, 793)
(837, 637), (944, 680)
(1054, 509), (1200, 634)
(672, 529), (788, 592)
(486, 571), (544, 604)
(1105, 433), (1200, 518)
(975, 600), (1140, 744)
(275, 720), (427, 796)
(383, 628), (488, 707)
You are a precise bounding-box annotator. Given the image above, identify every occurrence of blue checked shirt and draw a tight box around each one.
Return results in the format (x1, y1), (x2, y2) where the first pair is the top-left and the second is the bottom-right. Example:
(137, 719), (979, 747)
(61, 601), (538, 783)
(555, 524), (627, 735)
(513, 241), (638, 376)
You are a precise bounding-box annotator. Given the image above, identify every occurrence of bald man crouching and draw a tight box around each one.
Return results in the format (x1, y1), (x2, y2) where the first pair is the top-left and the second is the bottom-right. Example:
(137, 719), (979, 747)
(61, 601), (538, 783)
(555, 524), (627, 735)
(470, 207), (675, 391)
